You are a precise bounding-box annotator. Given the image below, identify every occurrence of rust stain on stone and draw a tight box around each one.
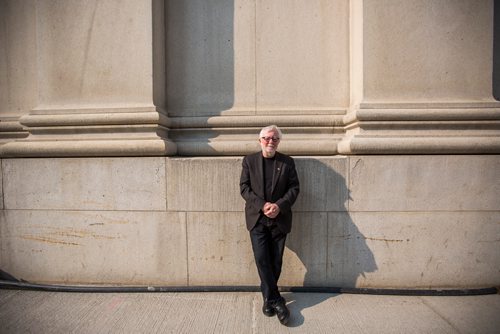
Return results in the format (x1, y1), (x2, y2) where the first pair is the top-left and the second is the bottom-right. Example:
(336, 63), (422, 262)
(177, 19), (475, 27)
(47, 230), (117, 240)
(20, 236), (81, 246)
(104, 220), (129, 225)
(18, 226), (119, 247)
(364, 237), (408, 243)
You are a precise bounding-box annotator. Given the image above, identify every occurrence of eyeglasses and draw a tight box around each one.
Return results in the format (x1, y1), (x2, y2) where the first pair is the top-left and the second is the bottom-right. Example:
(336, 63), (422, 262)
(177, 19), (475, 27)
(261, 136), (280, 142)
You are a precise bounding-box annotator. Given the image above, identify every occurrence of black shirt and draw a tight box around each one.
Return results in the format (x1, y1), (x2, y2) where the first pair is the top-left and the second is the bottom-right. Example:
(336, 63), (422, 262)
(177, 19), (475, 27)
(263, 155), (276, 202)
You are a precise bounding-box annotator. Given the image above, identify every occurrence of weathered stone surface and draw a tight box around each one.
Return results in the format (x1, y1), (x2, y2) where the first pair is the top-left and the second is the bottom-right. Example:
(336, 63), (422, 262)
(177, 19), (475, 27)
(166, 157), (245, 212)
(326, 212), (379, 287)
(2, 1), (499, 158)
(282, 212), (329, 286)
(0, 0), (499, 290)
(328, 211), (500, 288)
(166, 156), (348, 212)
(256, 0), (349, 112)
(363, 0), (494, 102)
(186, 212), (259, 285)
(0, 138), (177, 158)
(167, 0), (255, 117)
(3, 158), (166, 211)
(0, 0), (37, 117)
(294, 157), (348, 212)
(0, 161), (3, 210)
(0, 210), (187, 285)
(348, 155), (500, 211)
(1, 154), (499, 288)
(36, 0), (154, 106)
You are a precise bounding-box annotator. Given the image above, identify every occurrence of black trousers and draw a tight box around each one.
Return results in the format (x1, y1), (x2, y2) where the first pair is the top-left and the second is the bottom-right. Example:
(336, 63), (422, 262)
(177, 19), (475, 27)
(250, 219), (287, 302)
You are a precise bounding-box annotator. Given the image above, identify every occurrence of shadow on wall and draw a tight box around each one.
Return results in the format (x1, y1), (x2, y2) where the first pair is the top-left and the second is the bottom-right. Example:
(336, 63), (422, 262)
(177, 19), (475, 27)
(283, 158), (377, 325)
(166, 0), (235, 117)
(0, 269), (19, 282)
(287, 158), (378, 288)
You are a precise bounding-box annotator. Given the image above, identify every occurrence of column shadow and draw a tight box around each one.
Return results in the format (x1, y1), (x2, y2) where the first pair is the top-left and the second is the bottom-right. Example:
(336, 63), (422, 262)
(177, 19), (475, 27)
(163, 0), (236, 155)
(165, 0), (235, 118)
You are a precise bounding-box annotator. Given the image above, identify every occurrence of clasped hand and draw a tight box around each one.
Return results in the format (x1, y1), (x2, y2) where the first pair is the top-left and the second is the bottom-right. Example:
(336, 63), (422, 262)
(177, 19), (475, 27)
(263, 202), (280, 219)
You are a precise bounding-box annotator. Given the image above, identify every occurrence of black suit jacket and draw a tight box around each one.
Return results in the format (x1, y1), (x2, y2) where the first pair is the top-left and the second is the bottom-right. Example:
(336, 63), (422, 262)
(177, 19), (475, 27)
(240, 151), (300, 233)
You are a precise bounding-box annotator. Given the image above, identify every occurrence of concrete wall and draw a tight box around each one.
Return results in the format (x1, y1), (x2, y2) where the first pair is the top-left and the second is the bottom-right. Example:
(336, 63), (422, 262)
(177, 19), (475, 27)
(0, 0), (499, 288)
(1, 156), (498, 288)
(2, 0), (497, 156)
(363, 0), (493, 102)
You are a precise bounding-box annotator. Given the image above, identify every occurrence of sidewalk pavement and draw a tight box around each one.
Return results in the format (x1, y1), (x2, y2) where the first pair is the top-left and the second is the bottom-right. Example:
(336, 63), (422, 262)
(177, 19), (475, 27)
(1, 289), (499, 333)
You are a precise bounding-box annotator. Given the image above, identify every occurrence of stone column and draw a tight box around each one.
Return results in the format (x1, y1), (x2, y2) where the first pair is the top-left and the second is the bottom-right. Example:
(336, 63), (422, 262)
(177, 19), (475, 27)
(0, 0), (35, 143)
(0, 0), (176, 157)
(339, 0), (500, 154)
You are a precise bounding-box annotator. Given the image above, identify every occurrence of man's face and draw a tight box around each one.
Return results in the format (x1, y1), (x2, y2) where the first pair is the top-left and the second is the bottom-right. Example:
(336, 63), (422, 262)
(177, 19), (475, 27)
(259, 130), (280, 157)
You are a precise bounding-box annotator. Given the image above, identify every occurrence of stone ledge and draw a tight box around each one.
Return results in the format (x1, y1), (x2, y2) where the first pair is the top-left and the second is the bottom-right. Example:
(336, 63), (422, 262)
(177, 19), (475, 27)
(344, 108), (500, 124)
(1, 104), (499, 156)
(20, 110), (171, 127)
(0, 138), (177, 157)
(339, 136), (500, 154)
(0, 118), (29, 141)
(170, 114), (345, 128)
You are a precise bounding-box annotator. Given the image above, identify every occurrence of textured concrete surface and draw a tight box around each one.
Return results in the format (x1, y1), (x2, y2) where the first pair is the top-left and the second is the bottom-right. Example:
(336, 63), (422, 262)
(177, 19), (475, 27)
(35, 1), (154, 105)
(363, 0), (493, 101)
(346, 211), (500, 288)
(255, 0), (349, 110)
(165, 157), (244, 212)
(0, 210), (187, 285)
(3, 157), (167, 211)
(2, 1), (499, 157)
(348, 155), (500, 211)
(1, 156), (499, 287)
(0, 290), (499, 333)
(186, 212), (257, 286)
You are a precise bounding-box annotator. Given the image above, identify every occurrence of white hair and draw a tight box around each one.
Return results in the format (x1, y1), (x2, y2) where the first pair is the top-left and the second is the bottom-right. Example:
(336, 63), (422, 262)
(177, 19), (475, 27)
(259, 125), (283, 139)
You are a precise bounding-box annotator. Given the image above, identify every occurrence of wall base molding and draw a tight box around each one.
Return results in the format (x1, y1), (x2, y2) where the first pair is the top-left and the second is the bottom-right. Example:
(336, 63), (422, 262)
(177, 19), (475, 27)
(1, 103), (499, 156)
(339, 102), (500, 154)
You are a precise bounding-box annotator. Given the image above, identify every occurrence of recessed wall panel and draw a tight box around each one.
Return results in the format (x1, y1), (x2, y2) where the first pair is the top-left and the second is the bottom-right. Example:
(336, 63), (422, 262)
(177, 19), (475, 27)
(36, 0), (153, 107)
(0, 0), (37, 117)
(166, 0), (255, 116)
(256, 0), (349, 113)
(364, 0), (494, 102)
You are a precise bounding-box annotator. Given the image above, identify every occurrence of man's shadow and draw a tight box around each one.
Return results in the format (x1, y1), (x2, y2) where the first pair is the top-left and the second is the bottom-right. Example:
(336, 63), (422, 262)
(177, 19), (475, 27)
(283, 158), (377, 327)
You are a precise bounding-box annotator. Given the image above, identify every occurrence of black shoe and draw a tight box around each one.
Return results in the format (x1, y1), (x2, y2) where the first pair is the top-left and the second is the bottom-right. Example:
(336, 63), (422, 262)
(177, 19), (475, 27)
(271, 298), (290, 325)
(262, 300), (275, 317)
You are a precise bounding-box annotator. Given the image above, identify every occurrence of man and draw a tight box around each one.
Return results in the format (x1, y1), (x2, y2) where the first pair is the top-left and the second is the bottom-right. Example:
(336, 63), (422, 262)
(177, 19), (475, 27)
(240, 125), (300, 325)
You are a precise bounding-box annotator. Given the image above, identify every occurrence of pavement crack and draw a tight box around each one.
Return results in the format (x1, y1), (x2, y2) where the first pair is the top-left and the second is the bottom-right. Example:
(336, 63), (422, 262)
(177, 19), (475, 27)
(252, 294), (258, 334)
(210, 301), (223, 334)
(419, 297), (463, 334)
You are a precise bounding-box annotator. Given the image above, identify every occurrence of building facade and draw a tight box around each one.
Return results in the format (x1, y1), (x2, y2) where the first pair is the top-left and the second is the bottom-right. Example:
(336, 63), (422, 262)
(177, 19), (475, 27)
(0, 0), (499, 288)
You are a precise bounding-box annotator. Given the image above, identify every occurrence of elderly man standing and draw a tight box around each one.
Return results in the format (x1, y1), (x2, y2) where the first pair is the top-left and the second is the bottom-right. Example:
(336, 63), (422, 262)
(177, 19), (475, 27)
(240, 125), (300, 325)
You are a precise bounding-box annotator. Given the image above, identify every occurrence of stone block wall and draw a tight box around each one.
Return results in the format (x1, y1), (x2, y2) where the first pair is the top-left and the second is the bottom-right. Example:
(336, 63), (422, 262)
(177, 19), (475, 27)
(1, 0), (499, 289)
(1, 155), (498, 288)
